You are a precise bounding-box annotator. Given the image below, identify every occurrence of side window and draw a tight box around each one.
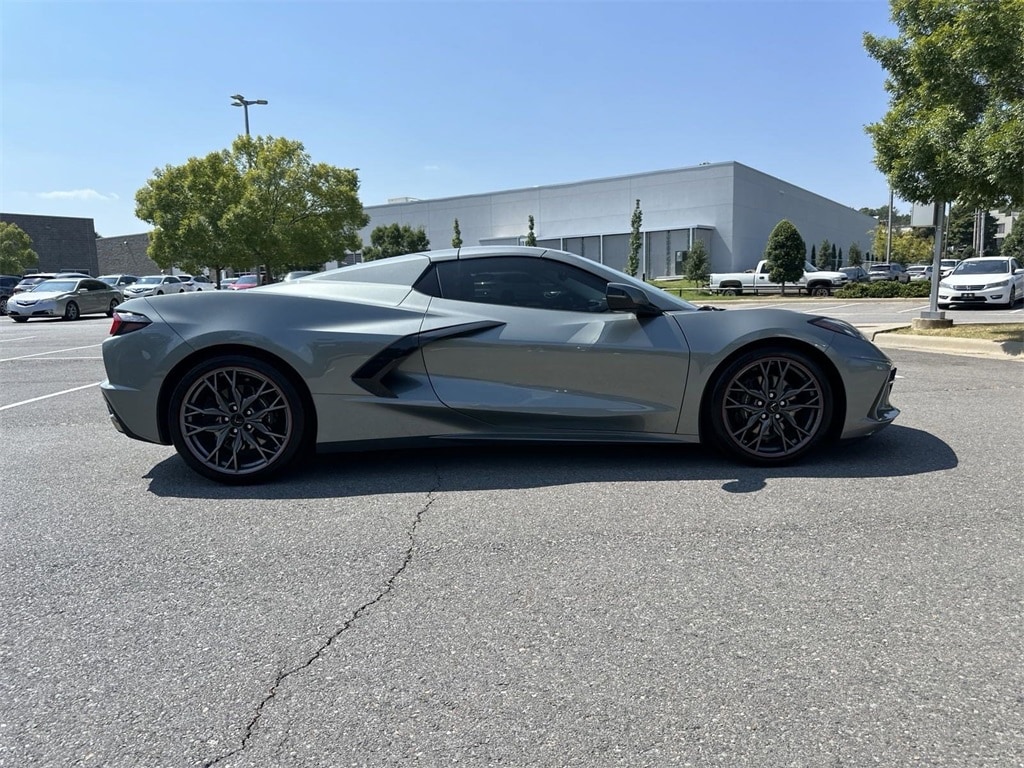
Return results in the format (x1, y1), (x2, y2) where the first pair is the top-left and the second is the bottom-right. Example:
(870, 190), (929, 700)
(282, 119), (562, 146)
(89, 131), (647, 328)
(432, 257), (608, 312)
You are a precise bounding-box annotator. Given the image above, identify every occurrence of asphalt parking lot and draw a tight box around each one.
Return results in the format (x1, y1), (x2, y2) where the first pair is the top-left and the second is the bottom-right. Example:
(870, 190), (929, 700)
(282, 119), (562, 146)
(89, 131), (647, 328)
(1, 310), (1022, 767)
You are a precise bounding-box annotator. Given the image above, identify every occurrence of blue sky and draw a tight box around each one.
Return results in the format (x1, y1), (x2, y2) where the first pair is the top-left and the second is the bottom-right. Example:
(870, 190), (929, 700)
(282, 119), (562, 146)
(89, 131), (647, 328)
(2, 0), (901, 238)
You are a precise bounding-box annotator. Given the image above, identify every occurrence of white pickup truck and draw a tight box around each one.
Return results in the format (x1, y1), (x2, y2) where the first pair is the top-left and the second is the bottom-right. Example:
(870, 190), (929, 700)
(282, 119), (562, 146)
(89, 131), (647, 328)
(708, 260), (849, 296)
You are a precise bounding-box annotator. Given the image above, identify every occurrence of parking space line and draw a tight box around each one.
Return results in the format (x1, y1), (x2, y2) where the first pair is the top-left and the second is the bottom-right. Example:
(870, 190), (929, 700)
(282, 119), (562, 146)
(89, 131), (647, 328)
(0, 343), (101, 363)
(0, 336), (38, 343)
(0, 382), (100, 411)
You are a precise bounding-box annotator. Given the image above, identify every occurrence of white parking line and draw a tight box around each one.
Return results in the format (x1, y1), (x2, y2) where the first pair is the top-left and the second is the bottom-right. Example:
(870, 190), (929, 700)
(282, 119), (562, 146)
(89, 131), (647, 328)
(900, 304), (932, 314)
(0, 382), (100, 411)
(0, 336), (38, 343)
(0, 343), (101, 363)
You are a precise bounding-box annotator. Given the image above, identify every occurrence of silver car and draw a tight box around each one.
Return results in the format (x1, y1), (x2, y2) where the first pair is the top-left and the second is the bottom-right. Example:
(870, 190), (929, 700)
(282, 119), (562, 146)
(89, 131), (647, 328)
(100, 246), (899, 484)
(8, 278), (122, 322)
(121, 275), (188, 298)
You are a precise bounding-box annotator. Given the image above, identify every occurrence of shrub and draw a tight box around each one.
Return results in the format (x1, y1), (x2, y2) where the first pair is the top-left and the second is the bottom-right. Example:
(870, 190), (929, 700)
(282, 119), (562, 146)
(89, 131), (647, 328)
(835, 280), (932, 299)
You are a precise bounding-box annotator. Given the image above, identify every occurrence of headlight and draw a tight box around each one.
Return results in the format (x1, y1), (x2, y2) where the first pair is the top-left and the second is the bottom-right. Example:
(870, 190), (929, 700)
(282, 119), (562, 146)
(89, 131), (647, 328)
(939, 281), (950, 289)
(809, 316), (866, 340)
(986, 279), (1009, 289)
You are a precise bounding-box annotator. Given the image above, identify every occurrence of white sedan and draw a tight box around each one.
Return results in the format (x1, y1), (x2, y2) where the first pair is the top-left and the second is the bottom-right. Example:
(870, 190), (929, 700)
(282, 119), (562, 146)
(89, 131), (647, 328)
(938, 257), (1024, 308)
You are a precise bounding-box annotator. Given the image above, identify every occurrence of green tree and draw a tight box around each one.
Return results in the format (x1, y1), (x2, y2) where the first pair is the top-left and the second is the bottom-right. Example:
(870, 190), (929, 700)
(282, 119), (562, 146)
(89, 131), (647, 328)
(816, 239), (832, 269)
(999, 221), (1024, 262)
(836, 245), (843, 268)
(452, 218), (463, 248)
(764, 220), (806, 293)
(627, 199), (642, 277)
(872, 225), (934, 264)
(946, 203), (999, 257)
(684, 239), (710, 287)
(525, 214), (537, 247)
(0, 222), (39, 274)
(848, 242), (864, 266)
(859, 204), (911, 226)
(864, 0), (1024, 210)
(361, 223), (429, 261)
(135, 135), (367, 278)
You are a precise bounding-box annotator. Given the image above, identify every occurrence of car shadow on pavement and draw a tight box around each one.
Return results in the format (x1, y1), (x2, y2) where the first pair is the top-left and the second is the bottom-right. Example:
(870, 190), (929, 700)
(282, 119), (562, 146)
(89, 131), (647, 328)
(143, 424), (955, 500)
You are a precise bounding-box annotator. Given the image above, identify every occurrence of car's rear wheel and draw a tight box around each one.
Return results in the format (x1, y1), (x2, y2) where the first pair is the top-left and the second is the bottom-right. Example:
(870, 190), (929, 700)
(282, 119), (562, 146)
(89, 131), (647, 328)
(168, 356), (306, 484)
(708, 346), (833, 465)
(0, 296), (7, 315)
(63, 301), (80, 321)
(106, 298), (120, 317)
(720, 287), (740, 296)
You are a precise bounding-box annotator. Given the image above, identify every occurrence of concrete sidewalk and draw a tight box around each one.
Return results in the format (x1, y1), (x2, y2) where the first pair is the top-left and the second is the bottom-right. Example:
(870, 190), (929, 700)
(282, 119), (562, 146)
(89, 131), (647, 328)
(860, 323), (1024, 361)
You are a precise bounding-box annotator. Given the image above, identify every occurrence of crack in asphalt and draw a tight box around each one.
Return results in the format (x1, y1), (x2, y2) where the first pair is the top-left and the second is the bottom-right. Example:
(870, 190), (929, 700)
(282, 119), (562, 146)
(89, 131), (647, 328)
(203, 490), (438, 767)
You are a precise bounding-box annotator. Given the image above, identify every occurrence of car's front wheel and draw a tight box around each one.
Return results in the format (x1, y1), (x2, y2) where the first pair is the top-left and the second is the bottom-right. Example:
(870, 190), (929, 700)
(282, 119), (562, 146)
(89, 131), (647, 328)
(809, 285), (831, 297)
(106, 298), (120, 317)
(168, 356), (306, 484)
(708, 346), (833, 465)
(0, 296), (7, 315)
(63, 301), (80, 321)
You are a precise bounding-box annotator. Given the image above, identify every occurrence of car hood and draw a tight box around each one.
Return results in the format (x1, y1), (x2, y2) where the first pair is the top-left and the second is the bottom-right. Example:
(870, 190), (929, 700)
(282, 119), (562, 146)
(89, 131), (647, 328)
(13, 290), (69, 300)
(943, 273), (1006, 284)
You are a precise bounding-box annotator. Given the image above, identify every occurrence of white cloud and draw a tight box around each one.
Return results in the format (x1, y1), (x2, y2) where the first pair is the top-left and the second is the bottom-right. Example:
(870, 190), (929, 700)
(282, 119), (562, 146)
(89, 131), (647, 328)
(37, 189), (120, 202)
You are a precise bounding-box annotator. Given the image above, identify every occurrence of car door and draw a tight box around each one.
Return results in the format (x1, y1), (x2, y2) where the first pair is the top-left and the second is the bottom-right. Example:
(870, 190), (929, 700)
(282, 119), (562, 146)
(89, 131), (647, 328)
(416, 256), (690, 435)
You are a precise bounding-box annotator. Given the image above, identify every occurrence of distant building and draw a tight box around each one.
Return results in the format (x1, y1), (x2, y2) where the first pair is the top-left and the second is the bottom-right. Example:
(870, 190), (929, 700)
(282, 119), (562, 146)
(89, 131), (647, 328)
(95, 233), (160, 276)
(357, 162), (880, 276)
(0, 212), (99, 275)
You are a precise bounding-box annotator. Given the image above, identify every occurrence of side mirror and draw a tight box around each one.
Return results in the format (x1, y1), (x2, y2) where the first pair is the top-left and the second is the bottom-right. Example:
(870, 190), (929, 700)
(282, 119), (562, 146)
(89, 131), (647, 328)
(606, 283), (661, 316)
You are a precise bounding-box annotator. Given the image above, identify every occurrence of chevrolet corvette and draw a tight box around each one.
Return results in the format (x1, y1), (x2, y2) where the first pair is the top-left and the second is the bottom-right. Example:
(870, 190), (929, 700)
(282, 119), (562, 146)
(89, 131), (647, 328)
(100, 246), (898, 483)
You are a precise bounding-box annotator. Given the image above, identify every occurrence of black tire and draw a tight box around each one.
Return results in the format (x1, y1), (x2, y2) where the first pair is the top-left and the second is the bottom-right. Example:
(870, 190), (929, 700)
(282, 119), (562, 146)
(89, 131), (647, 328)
(809, 285), (831, 297)
(106, 298), (120, 317)
(708, 346), (833, 465)
(12, 316), (28, 323)
(156, 290), (164, 296)
(937, 303), (950, 310)
(63, 301), (80, 321)
(0, 295), (7, 315)
(1004, 286), (1017, 308)
(168, 355), (306, 484)
(721, 287), (740, 296)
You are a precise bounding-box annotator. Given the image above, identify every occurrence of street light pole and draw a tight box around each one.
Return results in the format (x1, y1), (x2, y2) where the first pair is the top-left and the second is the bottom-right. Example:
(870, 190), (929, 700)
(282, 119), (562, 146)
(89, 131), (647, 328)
(230, 94), (268, 136)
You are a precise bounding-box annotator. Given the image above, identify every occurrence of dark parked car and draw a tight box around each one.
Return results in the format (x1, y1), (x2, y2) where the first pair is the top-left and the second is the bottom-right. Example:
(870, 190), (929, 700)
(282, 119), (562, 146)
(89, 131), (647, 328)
(1, 274), (20, 314)
(839, 266), (869, 283)
(13, 274), (59, 294)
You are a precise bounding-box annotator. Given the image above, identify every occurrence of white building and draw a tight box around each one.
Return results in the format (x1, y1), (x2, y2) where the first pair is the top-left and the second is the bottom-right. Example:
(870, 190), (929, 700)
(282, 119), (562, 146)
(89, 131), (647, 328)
(357, 161), (879, 277)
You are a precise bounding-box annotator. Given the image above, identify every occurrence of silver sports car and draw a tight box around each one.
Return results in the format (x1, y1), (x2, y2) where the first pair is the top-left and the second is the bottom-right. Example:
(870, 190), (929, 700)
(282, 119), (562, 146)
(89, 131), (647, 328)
(100, 246), (898, 484)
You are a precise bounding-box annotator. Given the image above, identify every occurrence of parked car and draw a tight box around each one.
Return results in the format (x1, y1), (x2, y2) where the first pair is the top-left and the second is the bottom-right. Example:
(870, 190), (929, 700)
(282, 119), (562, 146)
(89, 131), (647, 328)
(868, 263), (910, 283)
(220, 277), (239, 289)
(7, 277), (122, 322)
(121, 275), (188, 298)
(905, 264), (933, 281)
(100, 245), (900, 483)
(940, 258), (961, 278)
(191, 275), (215, 291)
(13, 274), (59, 293)
(282, 270), (315, 282)
(839, 266), (870, 283)
(99, 274), (140, 291)
(1, 274), (20, 315)
(938, 257), (1024, 308)
(229, 274), (261, 290)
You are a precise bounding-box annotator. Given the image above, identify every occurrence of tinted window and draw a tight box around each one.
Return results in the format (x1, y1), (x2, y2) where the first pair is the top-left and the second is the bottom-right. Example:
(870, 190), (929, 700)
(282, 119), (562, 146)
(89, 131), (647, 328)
(424, 256), (609, 312)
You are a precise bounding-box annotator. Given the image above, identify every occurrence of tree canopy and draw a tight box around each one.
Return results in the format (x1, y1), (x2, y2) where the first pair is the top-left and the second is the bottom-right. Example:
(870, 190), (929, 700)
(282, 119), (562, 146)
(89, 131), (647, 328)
(864, 0), (1024, 209)
(764, 220), (807, 289)
(361, 223), (430, 261)
(1000, 221), (1024, 262)
(0, 222), (39, 274)
(871, 224), (934, 264)
(135, 135), (367, 277)
(946, 203), (999, 257)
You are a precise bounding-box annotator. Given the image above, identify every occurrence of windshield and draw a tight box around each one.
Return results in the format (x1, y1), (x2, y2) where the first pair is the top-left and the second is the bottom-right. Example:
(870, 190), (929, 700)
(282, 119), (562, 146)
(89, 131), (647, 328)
(33, 280), (77, 292)
(953, 260), (1008, 275)
(136, 276), (164, 285)
(237, 275), (258, 285)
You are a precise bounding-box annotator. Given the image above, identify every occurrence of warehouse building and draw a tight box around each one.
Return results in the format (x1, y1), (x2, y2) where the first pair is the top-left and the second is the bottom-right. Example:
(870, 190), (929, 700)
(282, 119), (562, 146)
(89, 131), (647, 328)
(356, 161), (880, 277)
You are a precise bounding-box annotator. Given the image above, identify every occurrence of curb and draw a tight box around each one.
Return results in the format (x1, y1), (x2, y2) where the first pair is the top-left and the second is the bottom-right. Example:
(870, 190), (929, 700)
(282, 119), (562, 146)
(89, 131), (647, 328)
(867, 327), (1024, 361)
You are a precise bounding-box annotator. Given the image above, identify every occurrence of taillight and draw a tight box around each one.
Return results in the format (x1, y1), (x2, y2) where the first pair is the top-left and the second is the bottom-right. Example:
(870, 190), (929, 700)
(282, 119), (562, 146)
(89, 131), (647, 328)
(109, 310), (152, 337)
